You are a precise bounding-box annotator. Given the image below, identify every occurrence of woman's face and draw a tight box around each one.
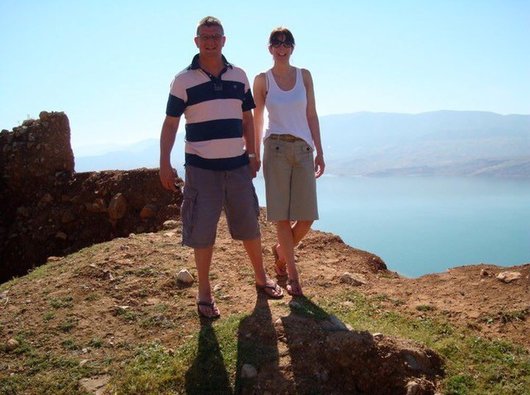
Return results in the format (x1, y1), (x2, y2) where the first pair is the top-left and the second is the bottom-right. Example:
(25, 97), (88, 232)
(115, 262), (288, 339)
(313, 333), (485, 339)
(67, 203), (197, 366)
(269, 34), (294, 62)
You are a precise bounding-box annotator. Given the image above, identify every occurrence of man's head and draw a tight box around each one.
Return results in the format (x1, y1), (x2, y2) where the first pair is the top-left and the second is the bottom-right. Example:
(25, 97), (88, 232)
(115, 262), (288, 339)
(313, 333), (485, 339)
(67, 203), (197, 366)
(195, 16), (226, 57)
(196, 16), (224, 36)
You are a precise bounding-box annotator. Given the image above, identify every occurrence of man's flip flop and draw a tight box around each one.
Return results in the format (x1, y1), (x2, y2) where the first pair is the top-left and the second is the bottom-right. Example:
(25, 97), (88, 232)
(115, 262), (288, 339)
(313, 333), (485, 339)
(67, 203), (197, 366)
(256, 280), (284, 299)
(197, 300), (221, 319)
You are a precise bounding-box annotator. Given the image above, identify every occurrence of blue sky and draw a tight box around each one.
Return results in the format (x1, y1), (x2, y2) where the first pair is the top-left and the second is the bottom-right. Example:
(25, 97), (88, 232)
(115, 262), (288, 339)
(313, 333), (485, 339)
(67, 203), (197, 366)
(1, 0), (529, 151)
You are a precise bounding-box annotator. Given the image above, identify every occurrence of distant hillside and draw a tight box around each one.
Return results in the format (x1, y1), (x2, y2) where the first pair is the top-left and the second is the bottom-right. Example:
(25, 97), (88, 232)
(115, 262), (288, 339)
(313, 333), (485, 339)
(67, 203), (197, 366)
(321, 111), (530, 177)
(75, 111), (530, 177)
(75, 138), (164, 172)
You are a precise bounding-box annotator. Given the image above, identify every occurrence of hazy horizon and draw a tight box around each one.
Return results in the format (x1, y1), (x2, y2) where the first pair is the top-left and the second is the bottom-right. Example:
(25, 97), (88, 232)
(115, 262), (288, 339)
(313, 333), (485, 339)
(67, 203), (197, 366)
(71, 109), (529, 155)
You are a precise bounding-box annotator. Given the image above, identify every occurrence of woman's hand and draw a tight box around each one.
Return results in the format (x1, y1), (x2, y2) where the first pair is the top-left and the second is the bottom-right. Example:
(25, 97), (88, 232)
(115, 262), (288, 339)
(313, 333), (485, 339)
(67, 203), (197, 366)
(315, 153), (325, 178)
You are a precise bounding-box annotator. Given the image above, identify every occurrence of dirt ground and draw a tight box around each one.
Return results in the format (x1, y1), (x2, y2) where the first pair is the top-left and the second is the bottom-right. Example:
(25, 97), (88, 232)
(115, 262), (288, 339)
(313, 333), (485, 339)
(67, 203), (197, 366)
(365, 262), (530, 349)
(0, 211), (528, 393)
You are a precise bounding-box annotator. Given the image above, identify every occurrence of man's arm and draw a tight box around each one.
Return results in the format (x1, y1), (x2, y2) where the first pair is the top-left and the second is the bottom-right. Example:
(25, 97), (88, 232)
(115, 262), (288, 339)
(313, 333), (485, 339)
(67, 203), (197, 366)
(159, 115), (180, 191)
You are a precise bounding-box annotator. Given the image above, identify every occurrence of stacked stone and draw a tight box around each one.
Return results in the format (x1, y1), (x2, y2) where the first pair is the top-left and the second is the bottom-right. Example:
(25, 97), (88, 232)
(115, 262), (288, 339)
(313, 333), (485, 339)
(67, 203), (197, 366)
(0, 111), (74, 202)
(1, 111), (182, 283)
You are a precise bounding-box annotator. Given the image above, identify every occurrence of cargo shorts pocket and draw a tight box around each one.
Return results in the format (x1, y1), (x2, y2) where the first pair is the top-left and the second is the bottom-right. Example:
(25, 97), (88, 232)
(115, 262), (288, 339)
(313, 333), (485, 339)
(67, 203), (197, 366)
(181, 188), (198, 242)
(243, 165), (260, 218)
(252, 186), (260, 218)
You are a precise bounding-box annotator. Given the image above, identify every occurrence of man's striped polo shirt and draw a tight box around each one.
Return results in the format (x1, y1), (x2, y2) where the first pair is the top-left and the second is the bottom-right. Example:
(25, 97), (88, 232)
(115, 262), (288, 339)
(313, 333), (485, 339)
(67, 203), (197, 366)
(166, 54), (256, 170)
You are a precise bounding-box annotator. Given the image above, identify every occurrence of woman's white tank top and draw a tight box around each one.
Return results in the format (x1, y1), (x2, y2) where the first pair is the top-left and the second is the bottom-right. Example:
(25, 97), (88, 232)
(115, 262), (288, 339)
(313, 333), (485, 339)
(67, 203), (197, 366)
(264, 67), (313, 147)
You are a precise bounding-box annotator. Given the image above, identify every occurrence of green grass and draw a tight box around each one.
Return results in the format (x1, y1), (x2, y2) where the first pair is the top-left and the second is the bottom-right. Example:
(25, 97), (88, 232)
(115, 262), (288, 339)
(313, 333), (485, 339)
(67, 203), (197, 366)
(43, 311), (55, 322)
(0, 262), (53, 292)
(0, 334), (97, 395)
(114, 307), (139, 322)
(110, 292), (529, 394)
(84, 293), (99, 302)
(61, 338), (80, 351)
(110, 314), (243, 394)
(480, 309), (528, 326)
(320, 291), (530, 395)
(88, 338), (103, 348)
(49, 296), (74, 309)
(58, 318), (78, 333)
(2, 291), (528, 394)
(416, 304), (435, 312)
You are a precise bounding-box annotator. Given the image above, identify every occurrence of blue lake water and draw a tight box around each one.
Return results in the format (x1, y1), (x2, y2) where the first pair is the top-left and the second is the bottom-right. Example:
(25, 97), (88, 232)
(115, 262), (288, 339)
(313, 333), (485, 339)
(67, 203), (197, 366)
(252, 176), (530, 278)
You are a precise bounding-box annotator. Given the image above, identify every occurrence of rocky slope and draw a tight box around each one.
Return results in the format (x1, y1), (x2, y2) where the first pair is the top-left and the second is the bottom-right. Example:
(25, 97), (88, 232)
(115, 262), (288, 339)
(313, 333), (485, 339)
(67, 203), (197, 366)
(1, 112), (528, 393)
(1, 213), (528, 394)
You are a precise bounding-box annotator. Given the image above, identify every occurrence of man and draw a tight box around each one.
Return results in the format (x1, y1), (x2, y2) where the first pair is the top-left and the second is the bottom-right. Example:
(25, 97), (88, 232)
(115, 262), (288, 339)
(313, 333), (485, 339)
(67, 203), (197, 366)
(160, 16), (283, 319)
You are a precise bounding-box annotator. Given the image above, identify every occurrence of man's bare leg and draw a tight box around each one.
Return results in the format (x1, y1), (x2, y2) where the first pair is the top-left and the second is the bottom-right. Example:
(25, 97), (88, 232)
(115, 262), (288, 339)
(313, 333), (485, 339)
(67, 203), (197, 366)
(194, 246), (219, 317)
(243, 237), (283, 298)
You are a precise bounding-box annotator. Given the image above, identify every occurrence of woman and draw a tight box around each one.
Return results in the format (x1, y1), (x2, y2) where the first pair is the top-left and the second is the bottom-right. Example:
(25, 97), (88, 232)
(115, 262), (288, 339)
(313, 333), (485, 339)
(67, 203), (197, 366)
(253, 27), (325, 296)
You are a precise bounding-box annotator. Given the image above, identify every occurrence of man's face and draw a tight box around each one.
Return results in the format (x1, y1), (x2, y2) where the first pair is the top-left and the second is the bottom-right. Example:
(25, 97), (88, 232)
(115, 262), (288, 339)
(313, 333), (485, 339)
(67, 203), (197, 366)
(195, 25), (225, 57)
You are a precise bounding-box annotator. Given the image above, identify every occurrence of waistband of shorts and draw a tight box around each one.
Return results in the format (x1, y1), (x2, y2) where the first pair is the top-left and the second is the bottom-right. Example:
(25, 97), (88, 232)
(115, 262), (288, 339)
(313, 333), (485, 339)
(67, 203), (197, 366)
(268, 134), (305, 143)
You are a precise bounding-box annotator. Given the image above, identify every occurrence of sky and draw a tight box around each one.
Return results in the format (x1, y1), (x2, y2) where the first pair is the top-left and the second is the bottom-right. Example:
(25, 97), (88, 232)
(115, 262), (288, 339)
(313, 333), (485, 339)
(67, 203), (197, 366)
(1, 0), (529, 152)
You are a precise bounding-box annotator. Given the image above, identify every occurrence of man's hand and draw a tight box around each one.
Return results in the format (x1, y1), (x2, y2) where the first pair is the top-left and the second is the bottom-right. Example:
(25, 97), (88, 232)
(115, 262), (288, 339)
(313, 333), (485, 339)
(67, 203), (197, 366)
(249, 157), (261, 178)
(159, 164), (178, 191)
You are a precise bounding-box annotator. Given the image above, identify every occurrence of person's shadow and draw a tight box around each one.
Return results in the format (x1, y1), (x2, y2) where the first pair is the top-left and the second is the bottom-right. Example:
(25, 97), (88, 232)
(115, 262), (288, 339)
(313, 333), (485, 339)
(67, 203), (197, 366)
(184, 295), (349, 394)
(185, 318), (233, 394)
(234, 291), (286, 394)
(280, 296), (342, 393)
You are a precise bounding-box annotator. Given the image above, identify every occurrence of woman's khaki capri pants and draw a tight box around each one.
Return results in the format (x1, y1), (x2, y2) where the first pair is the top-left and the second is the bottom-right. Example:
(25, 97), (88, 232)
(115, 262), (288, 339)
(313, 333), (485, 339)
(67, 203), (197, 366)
(263, 136), (319, 221)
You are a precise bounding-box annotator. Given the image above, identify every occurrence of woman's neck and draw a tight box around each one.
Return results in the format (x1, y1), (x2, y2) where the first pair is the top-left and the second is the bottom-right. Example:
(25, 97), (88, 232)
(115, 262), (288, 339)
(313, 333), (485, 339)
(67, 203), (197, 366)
(272, 62), (293, 75)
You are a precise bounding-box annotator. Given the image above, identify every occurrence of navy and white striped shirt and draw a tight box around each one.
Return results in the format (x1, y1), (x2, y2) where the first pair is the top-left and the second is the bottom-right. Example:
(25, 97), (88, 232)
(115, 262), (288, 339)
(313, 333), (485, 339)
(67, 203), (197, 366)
(166, 54), (256, 170)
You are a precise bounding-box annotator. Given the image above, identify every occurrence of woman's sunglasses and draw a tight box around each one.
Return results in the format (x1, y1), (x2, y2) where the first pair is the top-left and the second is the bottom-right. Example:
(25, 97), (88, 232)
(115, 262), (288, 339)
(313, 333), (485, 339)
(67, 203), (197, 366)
(270, 38), (294, 48)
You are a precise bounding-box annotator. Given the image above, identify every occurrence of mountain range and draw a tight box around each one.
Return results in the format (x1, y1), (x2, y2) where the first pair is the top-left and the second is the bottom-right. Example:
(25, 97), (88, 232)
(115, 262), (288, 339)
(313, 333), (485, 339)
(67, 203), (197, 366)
(74, 111), (530, 178)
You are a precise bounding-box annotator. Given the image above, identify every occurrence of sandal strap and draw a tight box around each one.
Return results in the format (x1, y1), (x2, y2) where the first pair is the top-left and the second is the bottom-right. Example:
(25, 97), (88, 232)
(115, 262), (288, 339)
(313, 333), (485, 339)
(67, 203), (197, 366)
(197, 299), (220, 318)
(257, 283), (278, 291)
(256, 280), (284, 299)
(197, 300), (215, 307)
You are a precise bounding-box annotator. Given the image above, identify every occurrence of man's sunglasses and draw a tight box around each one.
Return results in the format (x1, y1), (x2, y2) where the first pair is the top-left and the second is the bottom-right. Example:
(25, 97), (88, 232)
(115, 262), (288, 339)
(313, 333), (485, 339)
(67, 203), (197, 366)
(270, 39), (294, 48)
(198, 34), (224, 41)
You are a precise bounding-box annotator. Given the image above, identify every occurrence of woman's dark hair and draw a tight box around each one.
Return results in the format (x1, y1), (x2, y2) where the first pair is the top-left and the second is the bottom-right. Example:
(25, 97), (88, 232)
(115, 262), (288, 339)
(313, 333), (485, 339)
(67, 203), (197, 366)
(269, 27), (295, 46)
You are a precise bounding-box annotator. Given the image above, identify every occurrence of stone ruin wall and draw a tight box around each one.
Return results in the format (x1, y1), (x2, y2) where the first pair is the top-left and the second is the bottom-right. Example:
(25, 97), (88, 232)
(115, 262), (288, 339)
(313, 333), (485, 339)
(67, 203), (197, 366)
(0, 111), (182, 283)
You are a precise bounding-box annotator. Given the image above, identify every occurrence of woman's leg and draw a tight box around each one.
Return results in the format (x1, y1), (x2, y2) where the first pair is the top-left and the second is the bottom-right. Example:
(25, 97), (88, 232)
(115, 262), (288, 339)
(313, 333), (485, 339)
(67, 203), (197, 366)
(274, 220), (313, 263)
(276, 220), (306, 295)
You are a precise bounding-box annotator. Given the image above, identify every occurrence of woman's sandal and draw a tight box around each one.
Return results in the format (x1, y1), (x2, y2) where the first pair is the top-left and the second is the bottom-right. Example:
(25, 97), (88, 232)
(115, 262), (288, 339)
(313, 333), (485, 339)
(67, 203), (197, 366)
(196, 300), (221, 319)
(286, 278), (303, 297)
(272, 244), (288, 277)
(256, 280), (284, 299)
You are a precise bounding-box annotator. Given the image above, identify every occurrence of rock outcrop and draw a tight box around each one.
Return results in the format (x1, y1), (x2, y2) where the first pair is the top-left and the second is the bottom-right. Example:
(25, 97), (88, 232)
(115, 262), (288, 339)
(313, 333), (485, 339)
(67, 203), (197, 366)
(0, 111), (182, 282)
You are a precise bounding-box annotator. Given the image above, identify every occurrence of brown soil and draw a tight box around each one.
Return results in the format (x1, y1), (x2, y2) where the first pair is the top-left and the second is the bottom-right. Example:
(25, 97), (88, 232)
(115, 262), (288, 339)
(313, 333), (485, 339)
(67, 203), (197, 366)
(366, 262), (530, 349)
(0, 211), (528, 394)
